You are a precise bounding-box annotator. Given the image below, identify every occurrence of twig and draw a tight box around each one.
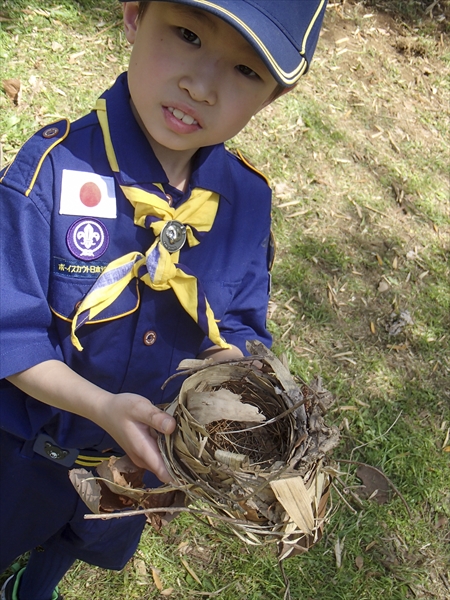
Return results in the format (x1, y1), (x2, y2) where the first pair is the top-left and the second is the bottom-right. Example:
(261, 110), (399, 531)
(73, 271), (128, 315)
(85, 21), (122, 40)
(215, 397), (307, 435)
(335, 475), (364, 507)
(426, 0), (440, 16)
(188, 582), (235, 596)
(84, 505), (237, 522)
(363, 204), (389, 218)
(331, 482), (358, 514)
(350, 411), (403, 462)
(279, 560), (292, 600)
(336, 459), (412, 518)
(84, 502), (326, 544)
(161, 355), (266, 389)
(84, 506), (300, 538)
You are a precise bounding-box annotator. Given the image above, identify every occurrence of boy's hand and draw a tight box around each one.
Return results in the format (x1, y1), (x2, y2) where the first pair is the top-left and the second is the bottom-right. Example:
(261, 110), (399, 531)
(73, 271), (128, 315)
(198, 343), (243, 362)
(7, 360), (176, 483)
(97, 393), (176, 483)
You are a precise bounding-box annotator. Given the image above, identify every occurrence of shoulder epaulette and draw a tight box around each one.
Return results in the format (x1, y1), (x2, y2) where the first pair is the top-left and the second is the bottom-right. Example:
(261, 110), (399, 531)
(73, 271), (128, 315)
(0, 118), (70, 197)
(234, 149), (270, 186)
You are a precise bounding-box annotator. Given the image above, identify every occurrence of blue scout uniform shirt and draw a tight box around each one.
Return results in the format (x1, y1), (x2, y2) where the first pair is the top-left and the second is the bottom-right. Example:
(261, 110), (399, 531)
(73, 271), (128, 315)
(0, 72), (272, 454)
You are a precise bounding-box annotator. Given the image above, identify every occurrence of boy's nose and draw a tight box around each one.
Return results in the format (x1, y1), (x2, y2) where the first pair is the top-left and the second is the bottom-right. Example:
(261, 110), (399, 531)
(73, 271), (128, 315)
(178, 61), (219, 105)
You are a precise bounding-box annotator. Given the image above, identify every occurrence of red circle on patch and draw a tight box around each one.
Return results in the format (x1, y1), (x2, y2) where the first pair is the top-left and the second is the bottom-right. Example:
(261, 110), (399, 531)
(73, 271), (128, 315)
(79, 182), (102, 207)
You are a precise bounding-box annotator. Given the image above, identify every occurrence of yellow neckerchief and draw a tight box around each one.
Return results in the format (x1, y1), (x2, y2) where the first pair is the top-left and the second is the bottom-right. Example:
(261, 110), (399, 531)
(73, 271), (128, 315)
(70, 98), (229, 351)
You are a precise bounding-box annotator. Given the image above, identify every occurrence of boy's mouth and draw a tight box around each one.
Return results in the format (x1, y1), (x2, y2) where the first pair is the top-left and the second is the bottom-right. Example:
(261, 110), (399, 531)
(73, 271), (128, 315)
(167, 106), (198, 126)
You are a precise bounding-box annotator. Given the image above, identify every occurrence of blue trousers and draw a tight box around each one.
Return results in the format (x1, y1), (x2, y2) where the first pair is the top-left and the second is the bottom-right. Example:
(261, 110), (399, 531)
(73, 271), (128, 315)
(0, 429), (147, 576)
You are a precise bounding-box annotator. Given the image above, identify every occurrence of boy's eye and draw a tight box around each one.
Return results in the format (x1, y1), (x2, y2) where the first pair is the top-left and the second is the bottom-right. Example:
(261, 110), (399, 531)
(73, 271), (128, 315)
(236, 64), (259, 79)
(180, 28), (201, 46)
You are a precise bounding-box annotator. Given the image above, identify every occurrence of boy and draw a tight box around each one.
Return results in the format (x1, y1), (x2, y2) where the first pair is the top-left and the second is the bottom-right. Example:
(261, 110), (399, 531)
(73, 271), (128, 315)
(0, 1), (327, 598)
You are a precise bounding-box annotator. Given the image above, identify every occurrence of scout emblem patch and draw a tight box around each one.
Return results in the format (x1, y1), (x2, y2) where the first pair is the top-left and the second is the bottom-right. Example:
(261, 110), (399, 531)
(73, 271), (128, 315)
(66, 218), (109, 261)
(60, 169), (117, 218)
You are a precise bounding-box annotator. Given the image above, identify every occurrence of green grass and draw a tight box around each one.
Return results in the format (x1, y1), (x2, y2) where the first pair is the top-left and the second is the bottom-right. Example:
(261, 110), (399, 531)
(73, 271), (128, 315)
(1, 0), (449, 598)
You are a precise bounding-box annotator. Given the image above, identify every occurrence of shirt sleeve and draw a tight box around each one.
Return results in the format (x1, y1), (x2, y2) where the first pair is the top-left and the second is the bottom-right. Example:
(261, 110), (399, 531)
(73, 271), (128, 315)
(215, 233), (272, 354)
(0, 175), (64, 379)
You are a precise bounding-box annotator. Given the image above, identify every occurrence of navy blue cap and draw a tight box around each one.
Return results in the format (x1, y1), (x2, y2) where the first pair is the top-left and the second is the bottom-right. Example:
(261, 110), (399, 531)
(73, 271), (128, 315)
(121, 0), (328, 86)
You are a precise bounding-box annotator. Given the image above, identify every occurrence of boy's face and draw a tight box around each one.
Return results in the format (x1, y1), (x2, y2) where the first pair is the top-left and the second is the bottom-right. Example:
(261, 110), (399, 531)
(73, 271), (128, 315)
(123, 1), (280, 159)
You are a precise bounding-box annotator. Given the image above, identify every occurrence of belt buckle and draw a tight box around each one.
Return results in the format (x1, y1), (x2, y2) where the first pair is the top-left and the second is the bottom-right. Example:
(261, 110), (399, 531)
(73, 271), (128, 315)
(33, 433), (79, 468)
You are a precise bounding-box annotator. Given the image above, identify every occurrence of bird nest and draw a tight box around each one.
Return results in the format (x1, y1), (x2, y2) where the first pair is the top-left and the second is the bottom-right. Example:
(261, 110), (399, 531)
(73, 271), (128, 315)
(70, 341), (339, 560)
(158, 341), (340, 558)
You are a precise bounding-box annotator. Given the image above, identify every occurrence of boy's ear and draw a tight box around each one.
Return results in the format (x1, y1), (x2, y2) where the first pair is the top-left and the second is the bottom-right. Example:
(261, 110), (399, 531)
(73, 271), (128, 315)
(123, 1), (140, 44)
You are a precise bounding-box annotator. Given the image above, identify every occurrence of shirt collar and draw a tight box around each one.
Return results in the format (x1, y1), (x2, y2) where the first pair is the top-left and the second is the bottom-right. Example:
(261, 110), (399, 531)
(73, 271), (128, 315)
(100, 73), (235, 203)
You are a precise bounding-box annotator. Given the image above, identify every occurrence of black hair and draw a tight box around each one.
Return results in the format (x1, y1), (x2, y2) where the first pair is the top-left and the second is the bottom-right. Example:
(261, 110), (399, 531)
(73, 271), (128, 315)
(137, 1), (150, 20)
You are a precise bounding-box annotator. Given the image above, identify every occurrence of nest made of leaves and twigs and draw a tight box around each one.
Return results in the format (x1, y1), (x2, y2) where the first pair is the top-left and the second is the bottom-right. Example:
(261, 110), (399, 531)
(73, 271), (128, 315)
(158, 340), (340, 558)
(69, 341), (340, 560)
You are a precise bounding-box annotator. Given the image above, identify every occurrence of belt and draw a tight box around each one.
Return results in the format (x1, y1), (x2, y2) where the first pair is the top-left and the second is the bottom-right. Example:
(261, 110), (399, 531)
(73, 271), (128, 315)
(32, 433), (121, 468)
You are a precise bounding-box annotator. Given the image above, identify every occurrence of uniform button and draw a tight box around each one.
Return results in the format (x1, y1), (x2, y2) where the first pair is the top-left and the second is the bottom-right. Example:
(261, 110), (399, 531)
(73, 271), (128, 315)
(42, 127), (59, 139)
(143, 330), (157, 346)
(165, 194), (173, 207)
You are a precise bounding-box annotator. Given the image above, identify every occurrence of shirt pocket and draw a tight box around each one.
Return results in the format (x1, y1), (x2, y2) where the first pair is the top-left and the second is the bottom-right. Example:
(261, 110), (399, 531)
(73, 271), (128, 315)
(49, 273), (140, 324)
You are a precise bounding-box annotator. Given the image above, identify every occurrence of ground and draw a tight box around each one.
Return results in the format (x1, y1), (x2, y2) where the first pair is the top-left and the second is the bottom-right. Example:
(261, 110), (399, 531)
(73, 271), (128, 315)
(0, 0), (449, 598)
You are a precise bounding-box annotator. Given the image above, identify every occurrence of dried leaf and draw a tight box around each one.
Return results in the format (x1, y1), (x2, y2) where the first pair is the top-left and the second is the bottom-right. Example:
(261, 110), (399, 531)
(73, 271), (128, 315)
(387, 310), (414, 336)
(180, 558), (202, 585)
(68, 468), (102, 514)
(187, 388), (266, 425)
(435, 515), (448, 530)
(177, 357), (212, 370)
(28, 75), (45, 95)
(3, 78), (21, 105)
(134, 558), (148, 582)
(214, 449), (248, 469)
(355, 555), (364, 570)
(177, 541), (190, 553)
(97, 456), (148, 502)
(270, 476), (314, 534)
(246, 340), (303, 407)
(334, 537), (343, 568)
(355, 465), (391, 504)
(68, 50), (86, 63)
(151, 566), (163, 590)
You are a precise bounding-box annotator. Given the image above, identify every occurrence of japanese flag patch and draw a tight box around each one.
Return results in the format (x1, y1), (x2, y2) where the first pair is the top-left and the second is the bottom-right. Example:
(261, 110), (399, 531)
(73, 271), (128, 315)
(60, 170), (117, 218)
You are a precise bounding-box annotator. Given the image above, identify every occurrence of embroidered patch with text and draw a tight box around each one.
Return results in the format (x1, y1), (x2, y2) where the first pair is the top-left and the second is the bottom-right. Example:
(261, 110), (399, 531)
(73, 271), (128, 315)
(53, 256), (107, 279)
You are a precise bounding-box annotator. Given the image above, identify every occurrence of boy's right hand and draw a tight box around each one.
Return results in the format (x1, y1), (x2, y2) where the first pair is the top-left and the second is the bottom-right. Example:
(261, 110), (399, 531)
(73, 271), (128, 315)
(96, 392), (176, 483)
(7, 360), (176, 483)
